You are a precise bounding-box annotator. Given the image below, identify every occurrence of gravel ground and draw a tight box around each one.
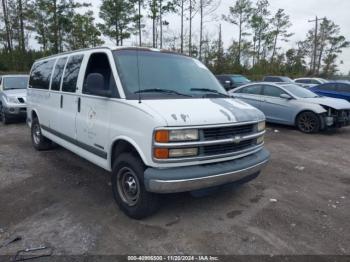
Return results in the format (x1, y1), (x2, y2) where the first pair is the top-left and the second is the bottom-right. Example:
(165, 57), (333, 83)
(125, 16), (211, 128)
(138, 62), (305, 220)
(0, 122), (349, 257)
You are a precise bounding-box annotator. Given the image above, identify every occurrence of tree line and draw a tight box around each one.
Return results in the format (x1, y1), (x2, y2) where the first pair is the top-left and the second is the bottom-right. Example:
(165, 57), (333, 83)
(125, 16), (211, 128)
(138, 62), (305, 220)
(0, 0), (349, 78)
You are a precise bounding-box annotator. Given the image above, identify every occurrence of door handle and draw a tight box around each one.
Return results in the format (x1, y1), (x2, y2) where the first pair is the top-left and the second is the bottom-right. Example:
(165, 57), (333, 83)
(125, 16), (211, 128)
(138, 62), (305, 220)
(60, 95), (63, 108)
(77, 97), (81, 113)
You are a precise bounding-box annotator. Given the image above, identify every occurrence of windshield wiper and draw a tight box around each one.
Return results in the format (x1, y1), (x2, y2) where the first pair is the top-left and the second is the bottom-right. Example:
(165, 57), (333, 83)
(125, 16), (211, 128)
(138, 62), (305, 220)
(190, 88), (231, 98)
(135, 88), (192, 97)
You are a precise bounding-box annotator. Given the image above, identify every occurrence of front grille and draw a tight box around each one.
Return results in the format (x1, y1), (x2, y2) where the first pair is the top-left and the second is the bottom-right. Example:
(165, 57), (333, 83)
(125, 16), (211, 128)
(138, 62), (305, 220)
(18, 97), (25, 103)
(203, 124), (254, 140)
(203, 139), (255, 156)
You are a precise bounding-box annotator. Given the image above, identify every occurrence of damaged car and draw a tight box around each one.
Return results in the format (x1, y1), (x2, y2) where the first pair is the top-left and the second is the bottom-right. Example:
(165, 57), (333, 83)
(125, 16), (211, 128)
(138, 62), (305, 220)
(230, 82), (350, 133)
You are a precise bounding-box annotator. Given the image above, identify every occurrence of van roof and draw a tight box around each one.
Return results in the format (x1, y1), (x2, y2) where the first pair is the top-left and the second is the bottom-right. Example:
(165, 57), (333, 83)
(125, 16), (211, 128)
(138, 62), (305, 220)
(35, 45), (187, 62)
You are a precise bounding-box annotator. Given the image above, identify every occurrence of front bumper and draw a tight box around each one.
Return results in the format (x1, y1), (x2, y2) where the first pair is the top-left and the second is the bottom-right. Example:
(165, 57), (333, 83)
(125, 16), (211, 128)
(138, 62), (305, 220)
(144, 148), (270, 193)
(4, 106), (27, 117)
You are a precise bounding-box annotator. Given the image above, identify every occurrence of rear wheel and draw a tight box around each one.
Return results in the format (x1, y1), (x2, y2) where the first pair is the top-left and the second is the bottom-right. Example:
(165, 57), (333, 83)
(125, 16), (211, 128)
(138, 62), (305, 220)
(296, 111), (320, 133)
(111, 153), (160, 219)
(31, 117), (53, 150)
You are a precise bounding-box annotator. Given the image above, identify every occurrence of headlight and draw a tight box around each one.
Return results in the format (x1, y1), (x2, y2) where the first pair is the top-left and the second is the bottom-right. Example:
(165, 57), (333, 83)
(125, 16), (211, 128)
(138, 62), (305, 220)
(257, 121), (266, 132)
(155, 129), (199, 142)
(6, 96), (19, 104)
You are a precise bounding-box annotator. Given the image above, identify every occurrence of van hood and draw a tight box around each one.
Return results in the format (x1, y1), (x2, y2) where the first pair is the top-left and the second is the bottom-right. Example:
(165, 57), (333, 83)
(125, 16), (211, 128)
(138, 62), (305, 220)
(300, 97), (350, 110)
(3, 89), (27, 97)
(142, 98), (265, 126)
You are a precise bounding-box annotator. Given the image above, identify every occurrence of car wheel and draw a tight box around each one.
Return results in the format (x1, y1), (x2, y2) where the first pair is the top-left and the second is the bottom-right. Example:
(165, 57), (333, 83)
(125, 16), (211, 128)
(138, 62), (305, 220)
(112, 153), (160, 219)
(31, 117), (53, 150)
(296, 111), (320, 133)
(0, 105), (9, 125)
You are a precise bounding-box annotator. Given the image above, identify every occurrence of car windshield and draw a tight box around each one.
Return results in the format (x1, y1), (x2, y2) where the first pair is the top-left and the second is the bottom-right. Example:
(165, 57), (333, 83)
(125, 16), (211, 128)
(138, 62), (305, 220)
(3, 76), (29, 90)
(230, 75), (250, 84)
(282, 84), (319, 98)
(113, 50), (226, 99)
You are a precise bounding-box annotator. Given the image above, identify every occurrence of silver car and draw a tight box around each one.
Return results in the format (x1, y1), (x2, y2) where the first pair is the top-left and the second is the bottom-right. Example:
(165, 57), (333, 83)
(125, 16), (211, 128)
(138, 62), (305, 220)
(230, 82), (350, 133)
(0, 75), (29, 124)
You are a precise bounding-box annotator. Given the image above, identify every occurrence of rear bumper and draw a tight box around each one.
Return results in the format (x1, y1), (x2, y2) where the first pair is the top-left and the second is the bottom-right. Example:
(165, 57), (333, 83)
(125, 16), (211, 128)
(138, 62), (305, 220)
(144, 148), (270, 193)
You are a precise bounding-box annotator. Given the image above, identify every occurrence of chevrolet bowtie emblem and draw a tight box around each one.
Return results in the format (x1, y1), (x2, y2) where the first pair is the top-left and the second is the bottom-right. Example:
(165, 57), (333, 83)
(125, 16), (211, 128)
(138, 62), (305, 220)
(232, 135), (242, 144)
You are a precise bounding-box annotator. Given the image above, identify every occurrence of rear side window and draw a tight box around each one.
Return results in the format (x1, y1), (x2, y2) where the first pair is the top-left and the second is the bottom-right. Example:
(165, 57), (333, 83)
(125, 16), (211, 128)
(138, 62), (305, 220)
(29, 59), (56, 90)
(51, 57), (68, 91)
(62, 55), (84, 93)
(263, 85), (286, 97)
(238, 85), (262, 95)
(296, 79), (310, 84)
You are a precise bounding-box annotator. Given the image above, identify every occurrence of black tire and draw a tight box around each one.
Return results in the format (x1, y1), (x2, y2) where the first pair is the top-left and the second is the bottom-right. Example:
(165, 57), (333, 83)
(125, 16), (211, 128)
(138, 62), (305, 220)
(31, 117), (53, 150)
(0, 105), (9, 125)
(296, 111), (321, 133)
(111, 153), (160, 219)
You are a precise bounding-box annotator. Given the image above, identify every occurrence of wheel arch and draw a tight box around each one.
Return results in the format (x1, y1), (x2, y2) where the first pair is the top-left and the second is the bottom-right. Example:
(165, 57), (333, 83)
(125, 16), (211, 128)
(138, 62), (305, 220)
(109, 137), (148, 171)
(294, 109), (325, 131)
(294, 105), (326, 126)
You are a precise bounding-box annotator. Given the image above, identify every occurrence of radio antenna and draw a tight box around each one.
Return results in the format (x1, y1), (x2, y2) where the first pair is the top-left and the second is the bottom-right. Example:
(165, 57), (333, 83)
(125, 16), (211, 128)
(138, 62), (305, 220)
(136, 48), (142, 103)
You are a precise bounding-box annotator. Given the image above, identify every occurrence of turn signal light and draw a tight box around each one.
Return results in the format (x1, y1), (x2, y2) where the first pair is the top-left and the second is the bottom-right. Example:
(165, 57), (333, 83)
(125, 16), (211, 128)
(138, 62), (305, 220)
(155, 130), (169, 143)
(154, 148), (169, 159)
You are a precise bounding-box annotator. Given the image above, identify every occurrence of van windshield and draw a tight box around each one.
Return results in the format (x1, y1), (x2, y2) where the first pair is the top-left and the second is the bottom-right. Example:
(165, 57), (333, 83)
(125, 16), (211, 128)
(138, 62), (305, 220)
(113, 50), (226, 99)
(3, 76), (29, 90)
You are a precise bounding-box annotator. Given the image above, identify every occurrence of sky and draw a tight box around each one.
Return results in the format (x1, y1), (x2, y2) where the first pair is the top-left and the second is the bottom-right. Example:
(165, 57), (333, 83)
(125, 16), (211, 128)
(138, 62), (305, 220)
(88, 0), (350, 74)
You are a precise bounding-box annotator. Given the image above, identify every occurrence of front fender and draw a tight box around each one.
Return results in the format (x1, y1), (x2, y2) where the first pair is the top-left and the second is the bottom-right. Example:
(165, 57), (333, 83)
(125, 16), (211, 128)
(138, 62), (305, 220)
(108, 136), (149, 170)
(294, 104), (327, 123)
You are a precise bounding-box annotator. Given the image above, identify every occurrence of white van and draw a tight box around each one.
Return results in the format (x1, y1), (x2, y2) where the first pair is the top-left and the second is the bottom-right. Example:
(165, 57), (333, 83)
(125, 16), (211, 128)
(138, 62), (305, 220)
(27, 46), (270, 218)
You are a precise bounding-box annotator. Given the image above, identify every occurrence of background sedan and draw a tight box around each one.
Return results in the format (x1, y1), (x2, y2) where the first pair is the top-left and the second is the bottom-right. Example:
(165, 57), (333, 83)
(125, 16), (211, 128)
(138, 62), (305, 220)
(230, 82), (350, 133)
(309, 81), (350, 101)
(216, 74), (251, 90)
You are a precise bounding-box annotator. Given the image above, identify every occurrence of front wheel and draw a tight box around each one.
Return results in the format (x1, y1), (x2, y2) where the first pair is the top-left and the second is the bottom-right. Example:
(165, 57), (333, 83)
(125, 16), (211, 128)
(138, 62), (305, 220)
(112, 153), (160, 219)
(0, 106), (9, 125)
(296, 111), (321, 133)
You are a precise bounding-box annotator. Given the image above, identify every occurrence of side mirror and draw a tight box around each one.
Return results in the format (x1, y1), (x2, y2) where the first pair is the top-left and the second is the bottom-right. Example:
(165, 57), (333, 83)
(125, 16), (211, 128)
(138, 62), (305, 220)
(280, 93), (292, 100)
(85, 73), (112, 97)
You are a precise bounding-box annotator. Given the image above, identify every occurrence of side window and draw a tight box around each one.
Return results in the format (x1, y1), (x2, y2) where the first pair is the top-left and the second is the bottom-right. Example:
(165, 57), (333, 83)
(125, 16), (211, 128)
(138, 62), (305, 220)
(300, 79), (311, 84)
(216, 76), (226, 83)
(83, 52), (118, 97)
(239, 85), (262, 95)
(62, 55), (84, 93)
(29, 59), (55, 90)
(0, 76), (2, 85)
(337, 84), (350, 93)
(310, 79), (319, 84)
(263, 85), (286, 97)
(51, 57), (68, 91)
(265, 77), (280, 82)
(318, 84), (336, 91)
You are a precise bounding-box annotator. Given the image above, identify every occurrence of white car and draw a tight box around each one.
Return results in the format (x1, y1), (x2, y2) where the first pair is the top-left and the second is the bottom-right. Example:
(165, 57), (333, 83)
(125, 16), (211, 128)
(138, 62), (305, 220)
(26, 46), (270, 218)
(0, 74), (29, 124)
(294, 77), (328, 88)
